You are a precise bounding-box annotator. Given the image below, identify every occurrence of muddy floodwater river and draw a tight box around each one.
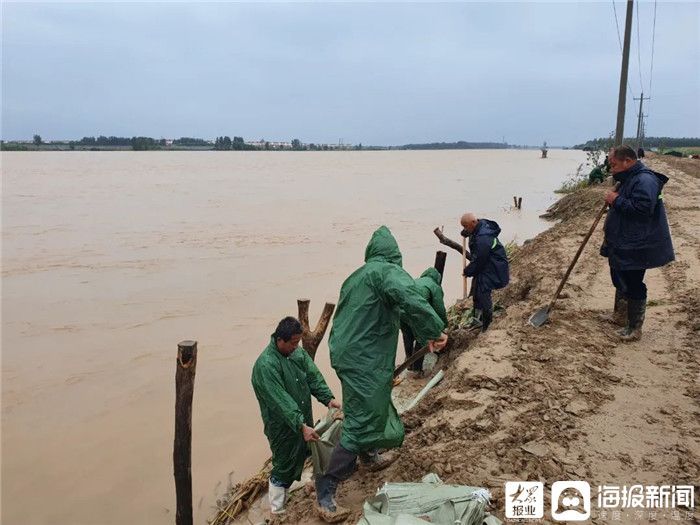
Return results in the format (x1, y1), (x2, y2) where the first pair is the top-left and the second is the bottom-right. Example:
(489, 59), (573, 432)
(1, 149), (585, 524)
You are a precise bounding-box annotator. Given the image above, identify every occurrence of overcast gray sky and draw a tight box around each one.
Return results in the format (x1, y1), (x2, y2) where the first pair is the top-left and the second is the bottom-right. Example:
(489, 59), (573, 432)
(2, 1), (698, 146)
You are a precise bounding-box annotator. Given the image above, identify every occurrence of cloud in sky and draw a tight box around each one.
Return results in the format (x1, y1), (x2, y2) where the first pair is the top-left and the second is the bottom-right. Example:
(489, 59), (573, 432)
(2, 1), (698, 145)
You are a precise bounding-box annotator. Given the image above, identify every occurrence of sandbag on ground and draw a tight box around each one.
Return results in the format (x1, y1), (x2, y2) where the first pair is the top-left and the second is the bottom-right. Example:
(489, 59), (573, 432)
(357, 473), (502, 525)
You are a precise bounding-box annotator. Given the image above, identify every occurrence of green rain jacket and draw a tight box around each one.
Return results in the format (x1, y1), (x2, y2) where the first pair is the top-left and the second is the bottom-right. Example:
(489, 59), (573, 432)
(402, 267), (449, 346)
(329, 226), (445, 453)
(251, 337), (335, 484)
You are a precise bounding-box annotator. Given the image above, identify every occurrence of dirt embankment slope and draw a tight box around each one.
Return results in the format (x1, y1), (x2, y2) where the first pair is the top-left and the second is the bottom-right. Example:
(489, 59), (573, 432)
(274, 155), (700, 524)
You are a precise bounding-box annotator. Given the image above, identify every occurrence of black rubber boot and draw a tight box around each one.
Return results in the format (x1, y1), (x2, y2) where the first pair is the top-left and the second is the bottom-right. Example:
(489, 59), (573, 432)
(481, 308), (493, 332)
(613, 290), (629, 326)
(469, 309), (483, 329)
(359, 449), (398, 472)
(618, 298), (646, 342)
(601, 290), (628, 326)
(615, 290), (629, 326)
(314, 477), (349, 523)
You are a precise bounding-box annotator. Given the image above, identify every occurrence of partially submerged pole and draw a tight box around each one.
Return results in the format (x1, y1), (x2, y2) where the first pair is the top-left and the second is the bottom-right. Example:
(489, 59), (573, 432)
(433, 251), (447, 281)
(518, 197), (523, 209)
(174, 340), (198, 525)
(297, 299), (335, 360)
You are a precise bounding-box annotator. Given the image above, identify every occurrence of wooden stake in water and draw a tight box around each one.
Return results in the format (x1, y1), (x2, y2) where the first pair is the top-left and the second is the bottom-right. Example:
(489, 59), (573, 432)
(434, 250), (447, 282)
(174, 340), (197, 525)
(297, 299), (335, 361)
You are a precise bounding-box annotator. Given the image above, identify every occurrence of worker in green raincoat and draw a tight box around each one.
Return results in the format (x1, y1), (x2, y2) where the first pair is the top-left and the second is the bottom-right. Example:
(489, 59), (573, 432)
(400, 267), (449, 377)
(314, 226), (448, 522)
(251, 317), (340, 515)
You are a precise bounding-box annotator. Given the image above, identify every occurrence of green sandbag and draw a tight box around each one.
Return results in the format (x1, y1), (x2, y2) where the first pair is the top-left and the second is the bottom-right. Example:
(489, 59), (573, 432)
(310, 409), (343, 476)
(357, 473), (502, 525)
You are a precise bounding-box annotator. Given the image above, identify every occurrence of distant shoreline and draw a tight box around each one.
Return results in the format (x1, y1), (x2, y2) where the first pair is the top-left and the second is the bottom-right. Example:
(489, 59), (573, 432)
(3, 136), (699, 152)
(1, 143), (553, 152)
(1, 136), (542, 152)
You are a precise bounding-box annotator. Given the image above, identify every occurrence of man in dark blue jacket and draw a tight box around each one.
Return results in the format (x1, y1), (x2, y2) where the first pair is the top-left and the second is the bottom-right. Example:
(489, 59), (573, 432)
(460, 213), (510, 331)
(601, 145), (675, 342)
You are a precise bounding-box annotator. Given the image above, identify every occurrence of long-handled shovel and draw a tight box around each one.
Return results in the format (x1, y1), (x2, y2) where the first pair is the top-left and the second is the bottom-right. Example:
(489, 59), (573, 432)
(462, 236), (468, 300)
(394, 344), (430, 378)
(528, 199), (611, 327)
(393, 326), (479, 378)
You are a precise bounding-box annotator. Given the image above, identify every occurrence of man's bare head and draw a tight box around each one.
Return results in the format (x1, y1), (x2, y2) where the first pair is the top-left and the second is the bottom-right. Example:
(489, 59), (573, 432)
(460, 213), (478, 233)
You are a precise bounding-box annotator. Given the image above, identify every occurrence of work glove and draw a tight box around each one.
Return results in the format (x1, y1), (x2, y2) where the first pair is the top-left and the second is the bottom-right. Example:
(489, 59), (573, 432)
(460, 229), (469, 238)
(462, 266), (469, 277)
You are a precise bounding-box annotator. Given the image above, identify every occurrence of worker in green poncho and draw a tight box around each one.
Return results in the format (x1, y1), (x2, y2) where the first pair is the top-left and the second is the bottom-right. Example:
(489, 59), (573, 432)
(251, 317), (341, 516)
(314, 226), (448, 523)
(400, 267), (448, 378)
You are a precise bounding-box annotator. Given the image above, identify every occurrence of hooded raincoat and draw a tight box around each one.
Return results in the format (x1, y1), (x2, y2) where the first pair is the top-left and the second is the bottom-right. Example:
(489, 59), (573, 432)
(329, 226), (445, 454)
(464, 219), (510, 295)
(251, 338), (335, 485)
(601, 161), (675, 270)
(401, 267), (448, 346)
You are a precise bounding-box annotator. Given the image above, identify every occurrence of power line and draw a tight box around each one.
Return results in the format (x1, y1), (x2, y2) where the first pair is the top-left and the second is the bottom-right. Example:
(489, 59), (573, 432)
(649, 0), (658, 99)
(635, 1), (644, 92)
(643, 0), (658, 137)
(612, 0), (623, 51)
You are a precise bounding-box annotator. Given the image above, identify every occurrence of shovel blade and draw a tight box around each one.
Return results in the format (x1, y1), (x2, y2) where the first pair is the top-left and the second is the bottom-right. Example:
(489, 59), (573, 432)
(528, 306), (550, 327)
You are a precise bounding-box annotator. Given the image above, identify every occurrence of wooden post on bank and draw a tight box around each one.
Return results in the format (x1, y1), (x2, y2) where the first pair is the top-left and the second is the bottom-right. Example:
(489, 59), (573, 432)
(174, 340), (197, 525)
(513, 196), (518, 208)
(297, 299), (335, 361)
(433, 250), (447, 281)
(518, 197), (523, 209)
(433, 227), (468, 258)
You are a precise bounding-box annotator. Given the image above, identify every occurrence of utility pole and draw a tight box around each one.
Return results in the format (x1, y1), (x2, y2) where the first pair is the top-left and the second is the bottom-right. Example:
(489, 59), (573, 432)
(614, 0), (635, 147)
(634, 92), (650, 150)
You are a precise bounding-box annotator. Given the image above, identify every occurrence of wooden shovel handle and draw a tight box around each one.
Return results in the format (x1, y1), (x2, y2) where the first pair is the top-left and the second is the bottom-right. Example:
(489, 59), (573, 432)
(547, 200), (609, 311)
(462, 236), (468, 300)
(393, 345), (429, 378)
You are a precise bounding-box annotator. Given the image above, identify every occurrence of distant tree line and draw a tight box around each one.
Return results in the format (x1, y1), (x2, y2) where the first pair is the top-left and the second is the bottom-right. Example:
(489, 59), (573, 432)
(3, 133), (374, 151)
(131, 137), (164, 150)
(574, 137), (700, 150)
(173, 137), (209, 147)
(74, 136), (133, 146)
(400, 141), (509, 150)
(213, 136), (259, 150)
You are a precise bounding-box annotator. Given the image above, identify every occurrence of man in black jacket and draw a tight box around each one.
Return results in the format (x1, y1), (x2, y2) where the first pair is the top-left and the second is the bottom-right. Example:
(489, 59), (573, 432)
(601, 145), (675, 341)
(460, 213), (510, 331)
